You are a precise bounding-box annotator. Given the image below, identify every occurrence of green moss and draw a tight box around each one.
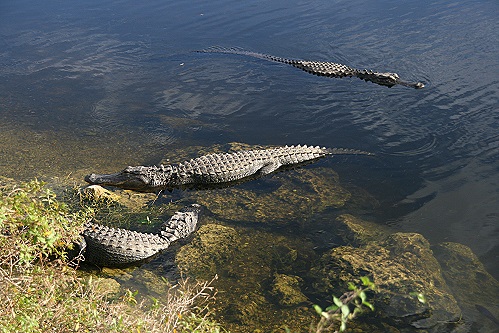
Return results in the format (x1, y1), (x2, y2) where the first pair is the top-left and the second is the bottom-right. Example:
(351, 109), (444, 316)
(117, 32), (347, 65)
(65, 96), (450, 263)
(270, 273), (308, 307)
(176, 222), (240, 278)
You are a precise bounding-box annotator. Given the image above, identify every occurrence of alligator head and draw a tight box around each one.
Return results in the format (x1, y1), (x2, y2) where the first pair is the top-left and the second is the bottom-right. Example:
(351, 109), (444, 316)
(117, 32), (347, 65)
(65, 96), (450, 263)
(85, 165), (175, 192)
(357, 71), (424, 89)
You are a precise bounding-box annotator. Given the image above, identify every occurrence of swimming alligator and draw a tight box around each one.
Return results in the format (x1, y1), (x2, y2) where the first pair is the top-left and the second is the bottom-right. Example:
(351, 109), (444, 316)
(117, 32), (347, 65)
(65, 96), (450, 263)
(71, 204), (201, 267)
(197, 46), (424, 89)
(85, 145), (373, 192)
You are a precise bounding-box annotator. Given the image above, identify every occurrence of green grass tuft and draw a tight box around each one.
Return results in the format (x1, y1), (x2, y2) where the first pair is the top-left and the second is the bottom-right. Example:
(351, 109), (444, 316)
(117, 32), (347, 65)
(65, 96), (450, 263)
(0, 178), (226, 333)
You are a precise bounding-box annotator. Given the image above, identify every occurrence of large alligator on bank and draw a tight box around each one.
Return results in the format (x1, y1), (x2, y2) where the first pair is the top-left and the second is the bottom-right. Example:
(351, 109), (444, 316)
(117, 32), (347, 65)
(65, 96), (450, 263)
(85, 145), (373, 192)
(71, 204), (201, 267)
(197, 46), (424, 89)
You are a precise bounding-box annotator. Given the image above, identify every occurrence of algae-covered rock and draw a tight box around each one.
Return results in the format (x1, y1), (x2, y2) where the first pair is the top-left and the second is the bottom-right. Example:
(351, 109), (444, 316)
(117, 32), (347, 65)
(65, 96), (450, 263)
(270, 273), (309, 307)
(176, 221), (315, 282)
(222, 290), (315, 332)
(175, 216), (318, 333)
(91, 277), (121, 297)
(433, 242), (499, 332)
(82, 184), (158, 211)
(334, 214), (389, 246)
(224, 291), (270, 327)
(176, 222), (240, 279)
(311, 232), (462, 332)
(191, 167), (350, 224)
(124, 269), (173, 297)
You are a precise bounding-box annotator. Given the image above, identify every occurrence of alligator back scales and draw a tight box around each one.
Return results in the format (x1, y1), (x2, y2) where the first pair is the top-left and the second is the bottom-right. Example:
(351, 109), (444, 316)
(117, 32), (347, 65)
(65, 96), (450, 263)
(73, 204), (201, 266)
(197, 46), (424, 89)
(85, 145), (372, 192)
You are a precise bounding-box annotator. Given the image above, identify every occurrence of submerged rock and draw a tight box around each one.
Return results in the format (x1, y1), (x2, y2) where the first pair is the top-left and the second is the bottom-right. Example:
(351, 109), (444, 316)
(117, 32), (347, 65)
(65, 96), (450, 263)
(175, 218), (317, 333)
(191, 167), (351, 224)
(91, 277), (122, 298)
(334, 214), (389, 246)
(270, 273), (309, 307)
(433, 242), (499, 332)
(176, 221), (240, 279)
(225, 291), (271, 327)
(311, 231), (462, 332)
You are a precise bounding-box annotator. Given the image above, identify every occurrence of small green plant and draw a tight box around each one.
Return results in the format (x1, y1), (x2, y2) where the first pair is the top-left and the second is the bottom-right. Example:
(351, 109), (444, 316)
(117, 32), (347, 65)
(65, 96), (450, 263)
(310, 277), (376, 333)
(409, 291), (426, 304)
(0, 179), (92, 268)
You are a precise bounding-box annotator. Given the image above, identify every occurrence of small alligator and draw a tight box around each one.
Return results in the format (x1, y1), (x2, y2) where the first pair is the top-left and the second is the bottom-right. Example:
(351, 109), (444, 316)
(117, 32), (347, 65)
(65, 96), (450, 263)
(85, 145), (372, 192)
(71, 204), (201, 267)
(197, 46), (424, 89)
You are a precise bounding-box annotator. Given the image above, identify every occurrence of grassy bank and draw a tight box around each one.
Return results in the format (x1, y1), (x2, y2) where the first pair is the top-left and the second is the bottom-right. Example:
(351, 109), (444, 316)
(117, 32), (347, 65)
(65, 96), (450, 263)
(0, 178), (225, 333)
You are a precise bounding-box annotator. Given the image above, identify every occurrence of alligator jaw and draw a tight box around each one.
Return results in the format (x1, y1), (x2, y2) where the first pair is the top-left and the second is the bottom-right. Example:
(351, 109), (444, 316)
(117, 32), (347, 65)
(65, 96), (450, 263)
(397, 79), (425, 89)
(85, 171), (151, 192)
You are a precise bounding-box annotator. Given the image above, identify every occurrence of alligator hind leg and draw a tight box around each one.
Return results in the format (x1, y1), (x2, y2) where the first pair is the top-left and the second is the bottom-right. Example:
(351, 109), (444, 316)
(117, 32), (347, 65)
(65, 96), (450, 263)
(258, 161), (282, 175)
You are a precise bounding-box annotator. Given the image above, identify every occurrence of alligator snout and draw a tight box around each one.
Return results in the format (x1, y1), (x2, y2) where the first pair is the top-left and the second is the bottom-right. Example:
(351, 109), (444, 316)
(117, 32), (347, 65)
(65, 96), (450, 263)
(85, 173), (98, 184)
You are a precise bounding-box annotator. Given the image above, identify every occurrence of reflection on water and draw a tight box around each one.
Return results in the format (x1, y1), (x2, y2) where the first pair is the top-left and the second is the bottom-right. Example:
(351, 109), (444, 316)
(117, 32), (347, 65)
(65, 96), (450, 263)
(1, 0), (498, 330)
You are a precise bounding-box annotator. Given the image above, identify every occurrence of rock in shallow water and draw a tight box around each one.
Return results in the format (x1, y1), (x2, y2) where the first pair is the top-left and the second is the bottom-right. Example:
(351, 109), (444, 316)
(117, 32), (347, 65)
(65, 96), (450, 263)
(310, 231), (463, 332)
(433, 242), (499, 333)
(270, 273), (309, 307)
(191, 167), (351, 224)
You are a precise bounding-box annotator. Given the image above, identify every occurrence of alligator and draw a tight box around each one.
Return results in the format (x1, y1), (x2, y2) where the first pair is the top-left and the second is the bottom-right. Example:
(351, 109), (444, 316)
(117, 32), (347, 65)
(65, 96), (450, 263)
(85, 145), (373, 192)
(71, 204), (201, 267)
(197, 46), (424, 89)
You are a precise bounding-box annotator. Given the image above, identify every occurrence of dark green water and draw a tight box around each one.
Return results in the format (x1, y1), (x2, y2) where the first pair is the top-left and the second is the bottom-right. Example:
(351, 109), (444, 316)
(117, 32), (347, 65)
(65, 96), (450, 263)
(1, 0), (498, 331)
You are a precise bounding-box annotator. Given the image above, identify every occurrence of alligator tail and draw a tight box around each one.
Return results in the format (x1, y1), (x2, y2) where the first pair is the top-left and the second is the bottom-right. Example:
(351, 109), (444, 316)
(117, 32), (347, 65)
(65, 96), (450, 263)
(325, 147), (374, 156)
(195, 46), (302, 65)
(159, 204), (201, 242)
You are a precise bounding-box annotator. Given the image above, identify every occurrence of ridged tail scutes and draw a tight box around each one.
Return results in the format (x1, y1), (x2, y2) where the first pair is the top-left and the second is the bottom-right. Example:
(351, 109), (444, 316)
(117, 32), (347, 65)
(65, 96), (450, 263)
(282, 144), (373, 156)
(195, 46), (301, 65)
(325, 147), (374, 156)
(159, 204), (201, 242)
